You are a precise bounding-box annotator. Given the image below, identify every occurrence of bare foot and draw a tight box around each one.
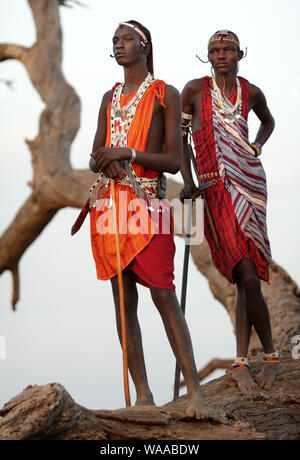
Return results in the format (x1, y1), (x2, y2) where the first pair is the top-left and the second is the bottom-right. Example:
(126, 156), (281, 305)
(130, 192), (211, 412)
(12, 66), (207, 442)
(185, 391), (227, 423)
(232, 368), (258, 392)
(255, 363), (279, 390)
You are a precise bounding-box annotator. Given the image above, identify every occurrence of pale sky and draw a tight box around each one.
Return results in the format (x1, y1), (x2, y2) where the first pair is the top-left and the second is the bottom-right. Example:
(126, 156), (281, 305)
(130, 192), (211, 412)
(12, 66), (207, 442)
(0, 0), (299, 411)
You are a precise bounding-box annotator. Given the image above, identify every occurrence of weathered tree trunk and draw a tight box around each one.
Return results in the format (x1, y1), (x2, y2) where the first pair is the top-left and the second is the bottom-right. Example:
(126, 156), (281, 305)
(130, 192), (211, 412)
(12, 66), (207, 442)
(0, 358), (299, 440)
(0, 0), (94, 309)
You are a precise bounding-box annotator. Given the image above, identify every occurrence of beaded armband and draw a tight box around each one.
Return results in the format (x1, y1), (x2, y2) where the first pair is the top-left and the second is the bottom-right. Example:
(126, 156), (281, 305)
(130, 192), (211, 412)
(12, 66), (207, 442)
(250, 142), (262, 157)
(231, 357), (251, 371)
(181, 112), (192, 136)
(261, 351), (281, 363)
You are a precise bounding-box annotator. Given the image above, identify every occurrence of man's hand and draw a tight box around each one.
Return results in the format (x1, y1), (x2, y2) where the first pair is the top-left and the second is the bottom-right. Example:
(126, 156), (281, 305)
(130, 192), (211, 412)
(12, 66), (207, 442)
(180, 183), (202, 203)
(103, 160), (125, 179)
(90, 147), (130, 172)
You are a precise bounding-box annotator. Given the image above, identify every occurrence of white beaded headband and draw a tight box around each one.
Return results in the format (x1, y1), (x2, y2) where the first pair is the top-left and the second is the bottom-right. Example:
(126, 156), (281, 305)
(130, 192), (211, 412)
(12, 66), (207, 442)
(119, 22), (148, 44)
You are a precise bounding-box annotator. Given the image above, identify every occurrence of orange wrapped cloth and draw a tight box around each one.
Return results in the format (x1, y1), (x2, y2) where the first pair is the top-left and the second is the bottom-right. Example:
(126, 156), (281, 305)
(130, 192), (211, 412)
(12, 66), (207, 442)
(90, 80), (175, 290)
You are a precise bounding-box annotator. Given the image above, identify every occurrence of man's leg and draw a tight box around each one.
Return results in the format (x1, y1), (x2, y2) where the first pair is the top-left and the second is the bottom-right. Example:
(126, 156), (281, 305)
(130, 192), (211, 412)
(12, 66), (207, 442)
(149, 286), (221, 419)
(233, 258), (278, 390)
(232, 280), (258, 391)
(110, 269), (154, 405)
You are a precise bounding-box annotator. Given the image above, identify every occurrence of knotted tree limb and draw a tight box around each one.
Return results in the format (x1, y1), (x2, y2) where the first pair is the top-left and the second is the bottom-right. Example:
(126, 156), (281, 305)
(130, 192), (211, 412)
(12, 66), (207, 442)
(0, 44), (29, 62)
(0, 0), (94, 308)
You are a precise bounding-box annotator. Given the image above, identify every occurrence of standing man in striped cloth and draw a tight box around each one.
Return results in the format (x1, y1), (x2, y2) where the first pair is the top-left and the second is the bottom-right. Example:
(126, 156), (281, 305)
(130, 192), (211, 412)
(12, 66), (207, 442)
(180, 30), (279, 392)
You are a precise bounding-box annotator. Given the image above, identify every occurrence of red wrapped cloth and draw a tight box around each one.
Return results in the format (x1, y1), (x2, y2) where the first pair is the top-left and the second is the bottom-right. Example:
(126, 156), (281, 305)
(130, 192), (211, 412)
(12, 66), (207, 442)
(193, 76), (270, 283)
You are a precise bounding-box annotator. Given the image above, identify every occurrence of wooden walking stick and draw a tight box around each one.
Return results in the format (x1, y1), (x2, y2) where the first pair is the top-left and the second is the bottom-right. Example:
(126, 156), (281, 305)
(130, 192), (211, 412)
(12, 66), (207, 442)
(173, 130), (218, 399)
(110, 178), (131, 407)
(173, 198), (193, 400)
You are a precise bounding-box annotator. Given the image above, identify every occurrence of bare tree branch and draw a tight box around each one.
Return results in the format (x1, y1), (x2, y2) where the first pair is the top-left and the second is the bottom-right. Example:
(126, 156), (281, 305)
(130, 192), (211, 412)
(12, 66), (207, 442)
(58, 0), (88, 7)
(0, 44), (29, 63)
(0, 0), (82, 309)
(180, 359), (233, 387)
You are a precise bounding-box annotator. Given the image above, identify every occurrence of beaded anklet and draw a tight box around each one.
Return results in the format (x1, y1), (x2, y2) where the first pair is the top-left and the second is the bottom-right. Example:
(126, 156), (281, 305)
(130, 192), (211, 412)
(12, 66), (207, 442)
(231, 357), (251, 371)
(261, 351), (281, 363)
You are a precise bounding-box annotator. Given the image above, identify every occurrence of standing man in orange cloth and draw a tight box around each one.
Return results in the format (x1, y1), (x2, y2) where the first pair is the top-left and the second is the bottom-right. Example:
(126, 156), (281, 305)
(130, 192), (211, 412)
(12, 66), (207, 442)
(180, 30), (279, 392)
(87, 20), (219, 419)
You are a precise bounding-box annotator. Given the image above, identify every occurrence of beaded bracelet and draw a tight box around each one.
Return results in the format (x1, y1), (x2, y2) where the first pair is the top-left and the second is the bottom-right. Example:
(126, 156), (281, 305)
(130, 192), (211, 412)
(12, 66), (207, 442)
(231, 357), (251, 371)
(250, 142), (262, 157)
(261, 350), (281, 363)
(130, 148), (137, 163)
(182, 112), (193, 121)
(181, 114), (192, 137)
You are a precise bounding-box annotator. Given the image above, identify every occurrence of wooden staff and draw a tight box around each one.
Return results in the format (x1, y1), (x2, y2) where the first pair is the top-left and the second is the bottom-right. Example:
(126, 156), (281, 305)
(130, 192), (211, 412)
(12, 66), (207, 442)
(110, 178), (131, 407)
(173, 131), (217, 399)
(173, 198), (193, 400)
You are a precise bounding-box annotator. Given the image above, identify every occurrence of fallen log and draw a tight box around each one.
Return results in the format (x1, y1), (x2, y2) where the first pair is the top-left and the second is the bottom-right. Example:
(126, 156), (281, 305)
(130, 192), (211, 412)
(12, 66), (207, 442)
(1, 357), (299, 440)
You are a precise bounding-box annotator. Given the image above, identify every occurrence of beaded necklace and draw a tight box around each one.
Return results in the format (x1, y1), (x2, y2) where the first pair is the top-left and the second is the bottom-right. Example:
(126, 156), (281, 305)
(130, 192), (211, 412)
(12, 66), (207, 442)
(110, 72), (154, 147)
(212, 76), (242, 122)
(111, 72), (161, 202)
(88, 72), (158, 208)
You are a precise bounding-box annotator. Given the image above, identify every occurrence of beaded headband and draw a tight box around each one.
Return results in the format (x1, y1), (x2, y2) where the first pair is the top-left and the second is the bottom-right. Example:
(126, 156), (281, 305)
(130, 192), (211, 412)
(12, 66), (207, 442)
(208, 30), (240, 48)
(119, 22), (148, 44)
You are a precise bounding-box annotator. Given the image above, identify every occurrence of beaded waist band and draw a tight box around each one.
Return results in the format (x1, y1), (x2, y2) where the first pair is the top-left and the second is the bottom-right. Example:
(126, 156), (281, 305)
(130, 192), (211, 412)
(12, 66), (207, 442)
(199, 170), (221, 181)
(71, 172), (162, 235)
(88, 171), (161, 210)
(117, 176), (159, 189)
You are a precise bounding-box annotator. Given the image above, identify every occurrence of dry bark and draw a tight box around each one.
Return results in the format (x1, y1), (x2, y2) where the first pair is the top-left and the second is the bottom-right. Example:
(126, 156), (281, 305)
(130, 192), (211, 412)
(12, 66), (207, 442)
(0, 358), (299, 440)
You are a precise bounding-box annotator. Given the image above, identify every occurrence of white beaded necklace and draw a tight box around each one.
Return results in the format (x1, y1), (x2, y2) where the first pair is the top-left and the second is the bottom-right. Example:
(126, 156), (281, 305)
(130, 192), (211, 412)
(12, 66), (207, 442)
(212, 76), (242, 121)
(110, 72), (154, 147)
(89, 74), (156, 208)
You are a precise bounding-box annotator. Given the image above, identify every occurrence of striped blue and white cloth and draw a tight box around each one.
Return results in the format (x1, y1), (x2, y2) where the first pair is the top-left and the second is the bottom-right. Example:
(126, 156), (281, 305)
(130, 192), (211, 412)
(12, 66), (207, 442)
(211, 89), (272, 263)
